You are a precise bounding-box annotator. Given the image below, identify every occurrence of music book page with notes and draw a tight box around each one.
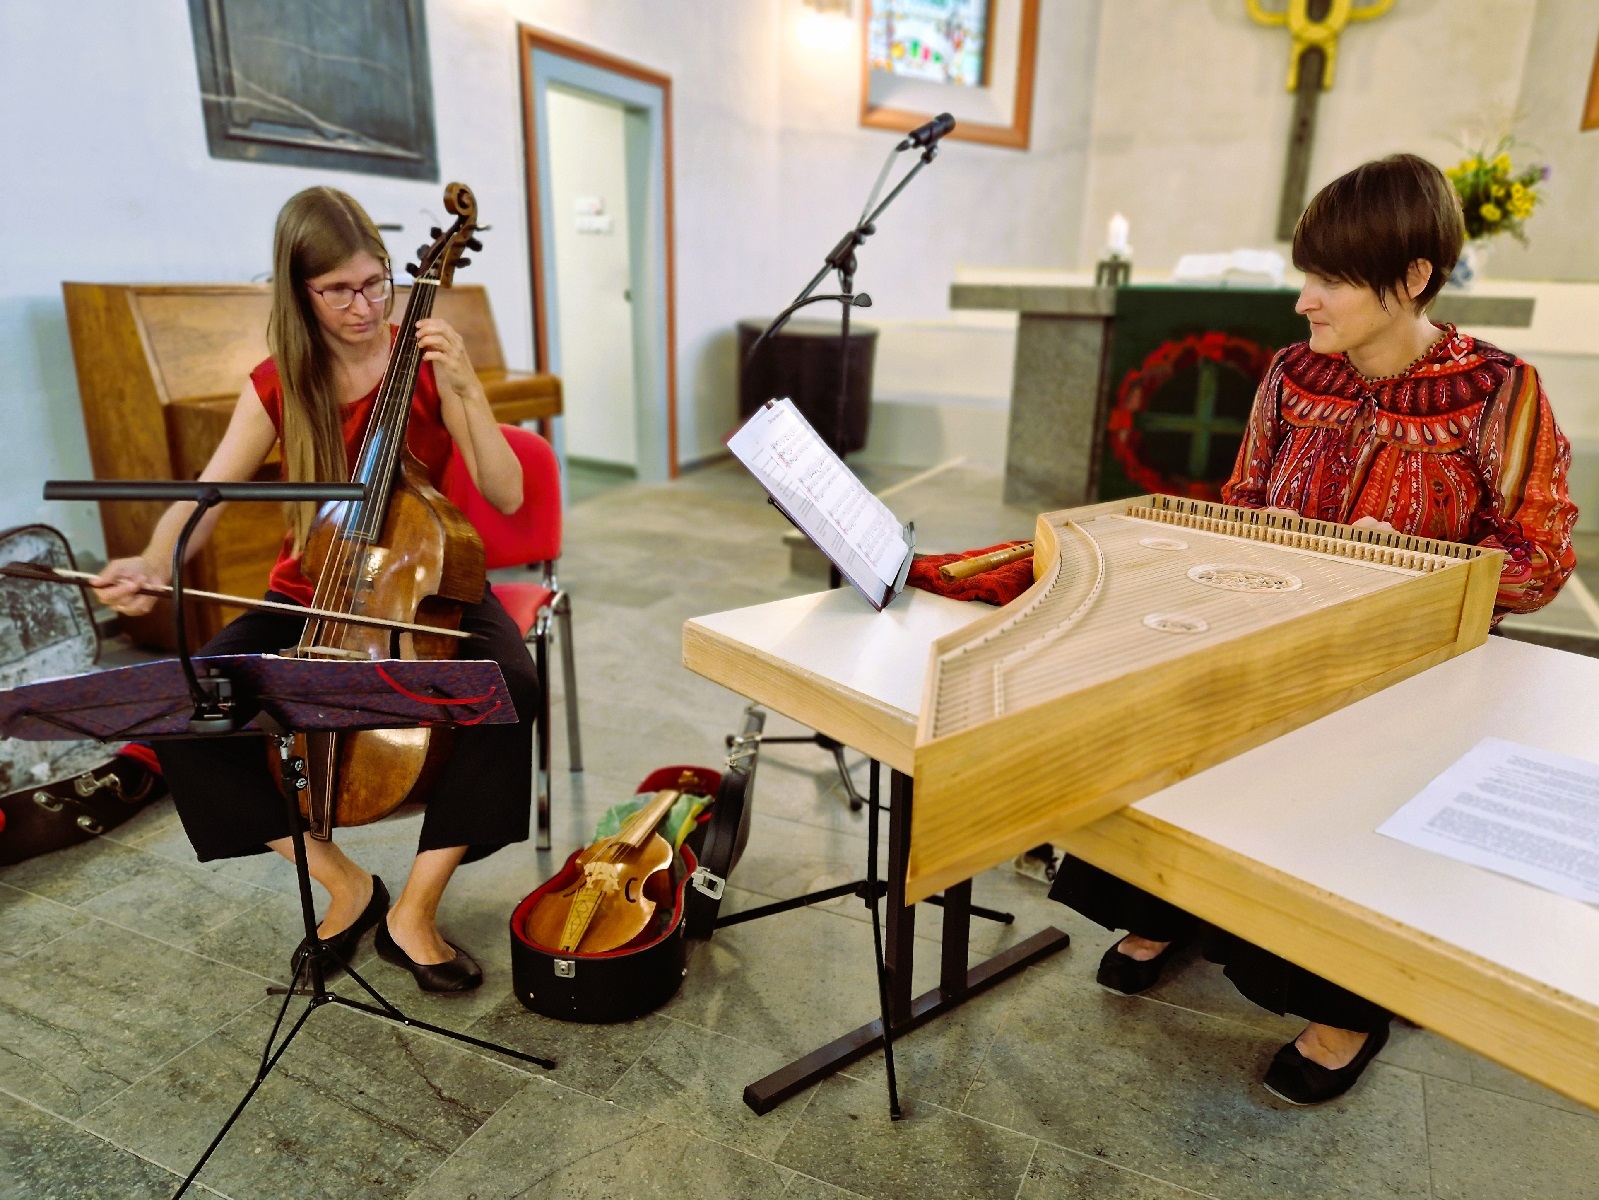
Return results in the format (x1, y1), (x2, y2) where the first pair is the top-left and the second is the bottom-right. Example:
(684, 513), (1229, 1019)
(729, 399), (912, 610)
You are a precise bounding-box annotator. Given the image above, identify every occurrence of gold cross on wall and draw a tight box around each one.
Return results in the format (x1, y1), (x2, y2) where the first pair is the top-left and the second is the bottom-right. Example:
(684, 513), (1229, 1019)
(1248, 0), (1394, 239)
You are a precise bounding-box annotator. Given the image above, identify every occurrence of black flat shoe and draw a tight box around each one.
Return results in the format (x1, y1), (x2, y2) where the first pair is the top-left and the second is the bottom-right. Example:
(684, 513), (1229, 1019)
(1263, 1021), (1390, 1105)
(1095, 936), (1186, 995)
(291, 875), (388, 980)
(374, 919), (483, 992)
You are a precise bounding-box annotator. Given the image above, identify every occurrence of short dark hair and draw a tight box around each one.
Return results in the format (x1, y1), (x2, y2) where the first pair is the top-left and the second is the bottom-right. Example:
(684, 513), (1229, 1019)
(1292, 153), (1464, 310)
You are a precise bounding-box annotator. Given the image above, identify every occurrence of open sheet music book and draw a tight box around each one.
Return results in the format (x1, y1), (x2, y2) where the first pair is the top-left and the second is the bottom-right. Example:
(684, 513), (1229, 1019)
(729, 399), (915, 611)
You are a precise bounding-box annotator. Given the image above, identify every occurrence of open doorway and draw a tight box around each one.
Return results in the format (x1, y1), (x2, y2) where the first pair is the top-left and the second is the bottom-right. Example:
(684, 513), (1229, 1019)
(520, 28), (677, 486)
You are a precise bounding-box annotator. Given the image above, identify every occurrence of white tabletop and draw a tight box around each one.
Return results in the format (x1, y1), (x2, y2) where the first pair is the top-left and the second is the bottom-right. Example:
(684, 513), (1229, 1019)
(686, 586), (986, 718)
(1128, 635), (1599, 1009)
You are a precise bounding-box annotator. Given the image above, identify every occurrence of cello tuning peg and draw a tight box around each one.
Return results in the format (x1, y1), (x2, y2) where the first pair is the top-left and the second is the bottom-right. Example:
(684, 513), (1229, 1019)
(465, 236), (483, 252)
(405, 262), (419, 277)
(416, 244), (431, 259)
(454, 257), (472, 269)
(430, 226), (443, 238)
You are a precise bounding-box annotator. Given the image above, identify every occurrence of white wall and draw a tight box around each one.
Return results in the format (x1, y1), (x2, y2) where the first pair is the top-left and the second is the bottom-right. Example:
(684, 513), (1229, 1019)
(1490, 2), (1599, 283)
(0, 0), (540, 556)
(1074, 0), (1542, 270)
(774, 0), (1102, 322)
(499, 0), (786, 468)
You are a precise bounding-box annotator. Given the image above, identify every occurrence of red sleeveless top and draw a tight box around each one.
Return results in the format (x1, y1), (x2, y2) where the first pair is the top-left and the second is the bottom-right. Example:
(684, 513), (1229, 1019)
(251, 343), (453, 605)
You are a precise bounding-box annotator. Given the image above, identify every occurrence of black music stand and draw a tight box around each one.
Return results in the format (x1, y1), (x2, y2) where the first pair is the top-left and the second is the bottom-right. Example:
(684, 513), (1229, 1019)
(18, 480), (555, 1199)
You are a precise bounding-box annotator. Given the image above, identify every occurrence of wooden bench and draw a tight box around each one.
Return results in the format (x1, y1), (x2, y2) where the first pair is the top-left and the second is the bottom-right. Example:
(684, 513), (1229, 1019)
(62, 282), (561, 649)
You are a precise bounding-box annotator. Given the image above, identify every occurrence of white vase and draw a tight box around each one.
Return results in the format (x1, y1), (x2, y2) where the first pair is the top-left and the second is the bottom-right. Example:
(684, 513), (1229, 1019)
(1449, 240), (1491, 289)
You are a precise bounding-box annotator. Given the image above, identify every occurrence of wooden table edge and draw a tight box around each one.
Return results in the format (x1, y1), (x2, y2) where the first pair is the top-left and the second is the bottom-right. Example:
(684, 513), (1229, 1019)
(1058, 806), (1599, 1113)
(682, 619), (918, 774)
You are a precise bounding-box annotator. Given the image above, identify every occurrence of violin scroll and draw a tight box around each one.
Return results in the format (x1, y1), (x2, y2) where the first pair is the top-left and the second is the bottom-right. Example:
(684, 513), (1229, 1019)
(404, 182), (485, 287)
(443, 181), (477, 223)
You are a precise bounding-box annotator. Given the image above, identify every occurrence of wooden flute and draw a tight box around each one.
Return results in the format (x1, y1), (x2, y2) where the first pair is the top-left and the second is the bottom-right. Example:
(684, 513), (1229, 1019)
(937, 541), (1035, 582)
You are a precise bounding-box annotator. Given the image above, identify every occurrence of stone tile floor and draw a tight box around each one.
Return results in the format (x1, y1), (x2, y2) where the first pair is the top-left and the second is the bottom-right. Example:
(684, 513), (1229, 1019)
(2, 459), (1596, 1199)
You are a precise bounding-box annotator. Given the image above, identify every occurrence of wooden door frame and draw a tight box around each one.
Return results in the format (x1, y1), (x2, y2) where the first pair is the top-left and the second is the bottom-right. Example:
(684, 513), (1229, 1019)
(518, 26), (679, 477)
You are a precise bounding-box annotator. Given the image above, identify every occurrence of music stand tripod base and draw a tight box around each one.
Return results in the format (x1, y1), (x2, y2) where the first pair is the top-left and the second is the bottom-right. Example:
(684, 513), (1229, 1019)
(172, 710), (556, 1199)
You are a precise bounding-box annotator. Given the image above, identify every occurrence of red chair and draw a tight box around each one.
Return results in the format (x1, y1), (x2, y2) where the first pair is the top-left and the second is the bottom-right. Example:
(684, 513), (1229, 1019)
(443, 425), (581, 850)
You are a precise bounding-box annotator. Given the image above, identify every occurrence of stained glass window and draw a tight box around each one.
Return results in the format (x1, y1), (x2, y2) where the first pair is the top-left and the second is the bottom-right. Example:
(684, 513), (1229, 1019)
(867, 0), (991, 89)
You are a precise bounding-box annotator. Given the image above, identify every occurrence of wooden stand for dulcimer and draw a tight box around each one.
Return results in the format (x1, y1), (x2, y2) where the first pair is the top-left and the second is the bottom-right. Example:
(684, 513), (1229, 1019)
(6, 480), (556, 1200)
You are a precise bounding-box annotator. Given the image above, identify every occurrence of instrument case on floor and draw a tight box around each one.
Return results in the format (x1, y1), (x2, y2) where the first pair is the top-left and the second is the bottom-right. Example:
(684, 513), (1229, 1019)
(508, 707), (764, 1022)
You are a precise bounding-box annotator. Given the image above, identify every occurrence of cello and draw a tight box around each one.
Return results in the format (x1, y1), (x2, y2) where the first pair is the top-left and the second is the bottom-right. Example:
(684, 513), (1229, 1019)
(290, 182), (489, 838)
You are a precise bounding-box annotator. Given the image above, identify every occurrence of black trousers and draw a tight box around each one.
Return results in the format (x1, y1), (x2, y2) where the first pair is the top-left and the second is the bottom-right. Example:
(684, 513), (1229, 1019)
(155, 592), (537, 864)
(1050, 854), (1391, 1033)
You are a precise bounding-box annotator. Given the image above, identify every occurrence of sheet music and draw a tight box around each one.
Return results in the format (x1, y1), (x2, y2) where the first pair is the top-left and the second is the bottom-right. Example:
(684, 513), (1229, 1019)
(728, 399), (910, 604)
(1378, 737), (1599, 905)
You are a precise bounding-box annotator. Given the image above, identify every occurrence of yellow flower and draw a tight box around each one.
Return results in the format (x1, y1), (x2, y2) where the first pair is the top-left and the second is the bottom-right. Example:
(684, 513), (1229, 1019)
(1480, 202), (1503, 222)
(1492, 183), (1507, 198)
(1461, 156), (1481, 172)
(1493, 153), (1512, 172)
(1509, 196), (1533, 219)
(1511, 182), (1527, 199)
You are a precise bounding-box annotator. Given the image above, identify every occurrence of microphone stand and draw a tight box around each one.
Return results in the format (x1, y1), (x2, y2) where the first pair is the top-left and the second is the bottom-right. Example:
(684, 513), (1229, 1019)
(734, 132), (950, 1121)
(748, 137), (946, 455)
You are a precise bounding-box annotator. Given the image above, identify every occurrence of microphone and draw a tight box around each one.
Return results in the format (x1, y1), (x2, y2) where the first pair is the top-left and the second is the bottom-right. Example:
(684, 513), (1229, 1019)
(897, 113), (956, 151)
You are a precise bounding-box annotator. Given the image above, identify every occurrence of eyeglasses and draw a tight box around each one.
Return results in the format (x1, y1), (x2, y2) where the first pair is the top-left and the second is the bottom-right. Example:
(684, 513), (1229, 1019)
(308, 277), (392, 310)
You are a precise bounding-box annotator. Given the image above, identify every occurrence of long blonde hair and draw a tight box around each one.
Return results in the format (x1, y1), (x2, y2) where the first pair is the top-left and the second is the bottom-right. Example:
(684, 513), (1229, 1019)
(267, 187), (392, 550)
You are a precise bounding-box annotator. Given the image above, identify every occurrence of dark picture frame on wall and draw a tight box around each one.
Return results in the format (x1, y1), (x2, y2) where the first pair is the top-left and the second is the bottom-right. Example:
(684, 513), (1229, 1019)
(187, 0), (439, 180)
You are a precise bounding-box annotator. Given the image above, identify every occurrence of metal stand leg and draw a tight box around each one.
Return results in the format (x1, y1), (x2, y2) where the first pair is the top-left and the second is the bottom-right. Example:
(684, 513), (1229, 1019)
(172, 733), (556, 1199)
(866, 759), (902, 1118)
(740, 766), (1070, 1117)
(751, 732), (865, 810)
(533, 618), (552, 852)
(555, 592), (582, 772)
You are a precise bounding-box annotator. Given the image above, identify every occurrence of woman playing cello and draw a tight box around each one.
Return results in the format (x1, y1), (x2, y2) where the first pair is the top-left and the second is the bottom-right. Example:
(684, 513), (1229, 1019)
(94, 187), (536, 992)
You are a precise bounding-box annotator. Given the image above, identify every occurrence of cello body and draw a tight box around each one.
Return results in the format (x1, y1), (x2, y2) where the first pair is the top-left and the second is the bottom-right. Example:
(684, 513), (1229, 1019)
(297, 456), (484, 832)
(291, 182), (489, 838)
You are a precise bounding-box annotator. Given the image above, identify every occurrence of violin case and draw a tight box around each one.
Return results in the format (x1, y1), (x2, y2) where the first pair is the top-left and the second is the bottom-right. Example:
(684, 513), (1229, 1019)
(509, 707), (764, 1022)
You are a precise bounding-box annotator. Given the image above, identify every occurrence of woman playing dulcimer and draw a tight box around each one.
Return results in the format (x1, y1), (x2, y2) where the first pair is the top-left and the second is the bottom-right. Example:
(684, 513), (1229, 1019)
(93, 187), (535, 992)
(1050, 154), (1578, 1104)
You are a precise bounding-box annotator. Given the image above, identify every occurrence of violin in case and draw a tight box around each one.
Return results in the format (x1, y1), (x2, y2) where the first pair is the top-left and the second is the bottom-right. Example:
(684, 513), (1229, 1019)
(510, 707), (763, 1022)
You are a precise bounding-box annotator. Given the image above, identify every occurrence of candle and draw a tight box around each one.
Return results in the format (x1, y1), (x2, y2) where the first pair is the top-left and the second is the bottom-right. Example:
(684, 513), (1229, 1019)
(1107, 213), (1130, 256)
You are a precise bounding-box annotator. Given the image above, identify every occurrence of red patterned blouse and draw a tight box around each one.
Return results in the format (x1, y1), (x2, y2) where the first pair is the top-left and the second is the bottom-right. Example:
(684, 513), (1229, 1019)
(1221, 325), (1577, 615)
(250, 345), (453, 605)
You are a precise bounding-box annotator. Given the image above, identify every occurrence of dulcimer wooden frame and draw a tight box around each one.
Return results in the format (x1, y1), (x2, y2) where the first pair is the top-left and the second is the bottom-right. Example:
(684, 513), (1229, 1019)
(905, 494), (1503, 904)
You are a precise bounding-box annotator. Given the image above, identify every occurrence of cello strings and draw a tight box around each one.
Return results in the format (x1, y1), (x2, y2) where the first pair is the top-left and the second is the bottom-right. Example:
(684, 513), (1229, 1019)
(301, 276), (407, 651)
(325, 268), (437, 635)
(303, 251), (443, 654)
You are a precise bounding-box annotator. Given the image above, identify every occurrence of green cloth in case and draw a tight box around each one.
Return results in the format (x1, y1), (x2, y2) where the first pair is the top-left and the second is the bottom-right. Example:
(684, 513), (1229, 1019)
(592, 790), (711, 851)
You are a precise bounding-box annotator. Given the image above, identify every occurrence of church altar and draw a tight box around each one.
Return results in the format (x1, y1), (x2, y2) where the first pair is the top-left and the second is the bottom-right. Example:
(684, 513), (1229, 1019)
(945, 268), (1572, 514)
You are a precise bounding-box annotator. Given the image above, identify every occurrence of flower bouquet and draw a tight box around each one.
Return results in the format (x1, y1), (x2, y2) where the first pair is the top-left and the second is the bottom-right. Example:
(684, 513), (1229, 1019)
(1443, 139), (1547, 285)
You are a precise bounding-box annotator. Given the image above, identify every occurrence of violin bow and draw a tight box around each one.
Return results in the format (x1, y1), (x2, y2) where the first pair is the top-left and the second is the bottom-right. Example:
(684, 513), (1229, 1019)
(0, 562), (473, 642)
